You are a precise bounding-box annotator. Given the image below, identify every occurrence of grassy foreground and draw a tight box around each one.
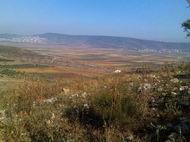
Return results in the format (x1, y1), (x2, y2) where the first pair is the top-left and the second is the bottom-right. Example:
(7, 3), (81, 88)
(0, 63), (190, 142)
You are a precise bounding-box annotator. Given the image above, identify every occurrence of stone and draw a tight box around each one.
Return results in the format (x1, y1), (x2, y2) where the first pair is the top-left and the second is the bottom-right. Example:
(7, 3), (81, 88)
(114, 70), (121, 73)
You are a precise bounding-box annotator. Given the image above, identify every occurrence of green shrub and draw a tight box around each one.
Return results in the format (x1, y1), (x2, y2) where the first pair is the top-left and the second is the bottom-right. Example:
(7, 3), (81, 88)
(64, 79), (146, 130)
(0, 68), (17, 76)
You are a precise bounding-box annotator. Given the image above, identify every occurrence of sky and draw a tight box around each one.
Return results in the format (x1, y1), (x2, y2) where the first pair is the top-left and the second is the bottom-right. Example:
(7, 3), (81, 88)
(0, 0), (190, 42)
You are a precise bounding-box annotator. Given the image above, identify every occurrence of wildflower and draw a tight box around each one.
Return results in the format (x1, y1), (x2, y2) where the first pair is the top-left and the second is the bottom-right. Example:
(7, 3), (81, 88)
(170, 78), (179, 83)
(32, 102), (36, 107)
(154, 82), (158, 86)
(129, 82), (134, 87)
(138, 83), (151, 93)
(126, 134), (134, 141)
(21, 132), (26, 136)
(43, 97), (57, 103)
(152, 108), (156, 111)
(158, 87), (163, 92)
(81, 92), (87, 98)
(71, 93), (79, 98)
(151, 97), (156, 103)
(138, 86), (142, 92)
(51, 113), (55, 120)
(171, 92), (177, 95)
(173, 87), (178, 91)
(0, 110), (5, 121)
(46, 120), (51, 125)
(162, 93), (167, 96)
(144, 83), (151, 90)
(59, 104), (65, 108)
(83, 103), (90, 109)
(150, 74), (156, 78)
(166, 83), (169, 88)
(179, 86), (189, 91)
(103, 85), (107, 89)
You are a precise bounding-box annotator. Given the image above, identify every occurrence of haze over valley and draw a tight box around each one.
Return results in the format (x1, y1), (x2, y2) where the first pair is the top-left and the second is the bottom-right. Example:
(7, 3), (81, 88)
(1, 33), (190, 54)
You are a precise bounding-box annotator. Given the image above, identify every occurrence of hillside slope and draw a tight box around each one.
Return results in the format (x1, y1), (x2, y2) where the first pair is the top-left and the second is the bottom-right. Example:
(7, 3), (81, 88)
(0, 33), (190, 54)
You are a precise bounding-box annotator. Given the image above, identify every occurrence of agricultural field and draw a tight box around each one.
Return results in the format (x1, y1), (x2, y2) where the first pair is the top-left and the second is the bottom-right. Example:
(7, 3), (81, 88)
(0, 44), (188, 91)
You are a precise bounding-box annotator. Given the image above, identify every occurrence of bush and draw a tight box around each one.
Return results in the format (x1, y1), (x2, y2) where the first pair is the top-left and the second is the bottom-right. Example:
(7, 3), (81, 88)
(64, 78), (148, 131)
(91, 91), (141, 125)
(0, 68), (17, 76)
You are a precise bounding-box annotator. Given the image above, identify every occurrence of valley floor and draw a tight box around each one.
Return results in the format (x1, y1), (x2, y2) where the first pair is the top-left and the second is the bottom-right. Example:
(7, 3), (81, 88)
(0, 45), (190, 141)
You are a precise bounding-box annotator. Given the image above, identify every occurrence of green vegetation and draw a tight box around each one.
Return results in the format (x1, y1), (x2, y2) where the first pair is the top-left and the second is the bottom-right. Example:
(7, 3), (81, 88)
(0, 64), (49, 69)
(182, 19), (190, 37)
(0, 63), (189, 141)
(0, 58), (14, 62)
(0, 68), (18, 77)
(0, 64), (52, 81)
(182, 0), (190, 38)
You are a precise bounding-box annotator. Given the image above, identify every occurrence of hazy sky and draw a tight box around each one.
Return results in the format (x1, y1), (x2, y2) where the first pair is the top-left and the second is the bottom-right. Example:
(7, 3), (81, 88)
(0, 0), (189, 42)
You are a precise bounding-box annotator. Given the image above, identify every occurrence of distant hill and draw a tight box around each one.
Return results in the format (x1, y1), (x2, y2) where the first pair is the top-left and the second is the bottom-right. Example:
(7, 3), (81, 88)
(0, 33), (190, 54)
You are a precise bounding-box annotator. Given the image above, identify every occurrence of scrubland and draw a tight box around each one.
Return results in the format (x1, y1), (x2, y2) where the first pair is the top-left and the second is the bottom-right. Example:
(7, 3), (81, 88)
(0, 62), (190, 142)
(0, 45), (190, 141)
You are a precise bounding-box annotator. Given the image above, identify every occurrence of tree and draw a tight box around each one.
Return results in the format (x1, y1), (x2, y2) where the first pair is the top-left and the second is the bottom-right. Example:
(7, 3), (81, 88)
(182, 20), (190, 37)
(187, 0), (190, 7)
(182, 0), (190, 37)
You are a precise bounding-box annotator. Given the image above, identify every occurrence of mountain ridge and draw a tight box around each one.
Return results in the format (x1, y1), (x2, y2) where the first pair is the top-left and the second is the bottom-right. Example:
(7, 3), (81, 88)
(0, 33), (190, 54)
(1, 33), (189, 44)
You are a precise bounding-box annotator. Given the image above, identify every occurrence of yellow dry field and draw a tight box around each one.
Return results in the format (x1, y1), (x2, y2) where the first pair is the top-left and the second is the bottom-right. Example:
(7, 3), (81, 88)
(17, 67), (64, 73)
(16, 66), (105, 78)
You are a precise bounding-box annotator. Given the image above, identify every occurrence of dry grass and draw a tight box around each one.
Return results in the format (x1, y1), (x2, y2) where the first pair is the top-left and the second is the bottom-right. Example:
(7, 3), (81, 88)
(0, 45), (189, 141)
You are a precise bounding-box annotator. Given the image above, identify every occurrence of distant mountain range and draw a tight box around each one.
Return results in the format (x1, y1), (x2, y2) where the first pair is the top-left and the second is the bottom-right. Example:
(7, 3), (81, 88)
(0, 33), (190, 54)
